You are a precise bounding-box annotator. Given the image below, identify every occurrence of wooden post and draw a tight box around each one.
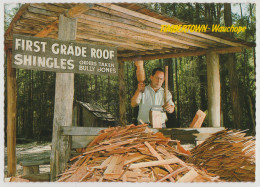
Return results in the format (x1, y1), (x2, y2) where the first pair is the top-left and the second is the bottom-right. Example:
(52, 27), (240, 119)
(206, 51), (221, 127)
(50, 15), (77, 181)
(118, 60), (127, 126)
(7, 49), (17, 177)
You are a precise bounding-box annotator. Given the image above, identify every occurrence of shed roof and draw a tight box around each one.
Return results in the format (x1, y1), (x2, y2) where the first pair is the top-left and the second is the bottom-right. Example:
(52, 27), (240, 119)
(4, 3), (255, 61)
(77, 101), (117, 122)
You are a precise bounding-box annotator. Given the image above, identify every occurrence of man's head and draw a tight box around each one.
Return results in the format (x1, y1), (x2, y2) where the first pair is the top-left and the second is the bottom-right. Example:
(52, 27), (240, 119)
(150, 68), (164, 90)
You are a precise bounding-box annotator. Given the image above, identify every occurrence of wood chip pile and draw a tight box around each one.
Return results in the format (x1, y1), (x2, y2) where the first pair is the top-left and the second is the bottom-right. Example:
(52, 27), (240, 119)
(187, 129), (255, 182)
(57, 124), (221, 182)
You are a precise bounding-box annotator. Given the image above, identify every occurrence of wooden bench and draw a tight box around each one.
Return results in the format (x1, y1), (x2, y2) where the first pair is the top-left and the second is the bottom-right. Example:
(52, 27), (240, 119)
(20, 159), (50, 175)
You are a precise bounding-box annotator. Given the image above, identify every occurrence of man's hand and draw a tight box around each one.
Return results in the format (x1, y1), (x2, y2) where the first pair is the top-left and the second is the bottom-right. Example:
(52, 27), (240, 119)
(131, 83), (145, 107)
(137, 83), (145, 92)
(163, 102), (175, 113)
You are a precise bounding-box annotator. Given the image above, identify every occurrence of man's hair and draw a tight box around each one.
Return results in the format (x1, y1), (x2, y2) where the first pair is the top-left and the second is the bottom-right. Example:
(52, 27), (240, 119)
(151, 67), (164, 76)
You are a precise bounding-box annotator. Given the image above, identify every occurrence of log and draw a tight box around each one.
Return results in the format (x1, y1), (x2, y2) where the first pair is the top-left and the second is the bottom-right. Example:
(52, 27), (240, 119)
(50, 14), (76, 181)
(7, 49), (17, 177)
(206, 51), (221, 127)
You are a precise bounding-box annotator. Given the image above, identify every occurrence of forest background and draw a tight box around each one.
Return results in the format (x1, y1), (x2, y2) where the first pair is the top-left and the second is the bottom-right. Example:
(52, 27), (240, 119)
(4, 3), (256, 142)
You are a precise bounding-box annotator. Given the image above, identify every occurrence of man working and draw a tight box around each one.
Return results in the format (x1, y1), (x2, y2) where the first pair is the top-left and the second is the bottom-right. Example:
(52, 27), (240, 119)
(131, 67), (175, 128)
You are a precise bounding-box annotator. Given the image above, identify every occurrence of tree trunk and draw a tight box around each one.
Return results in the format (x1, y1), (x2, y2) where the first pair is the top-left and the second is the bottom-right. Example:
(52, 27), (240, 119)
(224, 3), (241, 129)
(95, 75), (98, 101)
(198, 57), (207, 111)
(164, 58), (176, 128)
(107, 76), (110, 111)
(118, 61), (127, 126)
(175, 58), (180, 127)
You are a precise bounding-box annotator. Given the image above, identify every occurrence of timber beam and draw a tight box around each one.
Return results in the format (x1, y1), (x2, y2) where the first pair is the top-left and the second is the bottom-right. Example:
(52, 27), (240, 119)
(118, 46), (245, 62)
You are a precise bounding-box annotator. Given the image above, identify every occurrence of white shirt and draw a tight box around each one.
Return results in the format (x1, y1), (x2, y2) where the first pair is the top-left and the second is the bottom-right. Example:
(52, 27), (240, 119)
(137, 84), (174, 124)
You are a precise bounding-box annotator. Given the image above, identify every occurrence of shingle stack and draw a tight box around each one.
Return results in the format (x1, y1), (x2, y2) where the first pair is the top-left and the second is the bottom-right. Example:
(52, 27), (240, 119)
(57, 124), (220, 182)
(187, 129), (255, 182)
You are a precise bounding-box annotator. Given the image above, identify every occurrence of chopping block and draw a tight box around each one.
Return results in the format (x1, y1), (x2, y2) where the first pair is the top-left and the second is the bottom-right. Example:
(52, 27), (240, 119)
(149, 108), (163, 128)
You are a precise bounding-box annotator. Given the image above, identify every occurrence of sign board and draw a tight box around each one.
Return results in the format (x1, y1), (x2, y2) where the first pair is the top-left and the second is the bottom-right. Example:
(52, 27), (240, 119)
(12, 34), (118, 76)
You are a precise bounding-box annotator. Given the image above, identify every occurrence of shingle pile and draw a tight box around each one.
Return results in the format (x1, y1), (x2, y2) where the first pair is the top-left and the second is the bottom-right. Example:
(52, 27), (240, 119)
(57, 124), (221, 182)
(187, 129), (255, 182)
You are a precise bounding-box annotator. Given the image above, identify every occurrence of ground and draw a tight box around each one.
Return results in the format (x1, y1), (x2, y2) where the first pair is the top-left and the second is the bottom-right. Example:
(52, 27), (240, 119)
(4, 141), (194, 182)
(4, 141), (51, 178)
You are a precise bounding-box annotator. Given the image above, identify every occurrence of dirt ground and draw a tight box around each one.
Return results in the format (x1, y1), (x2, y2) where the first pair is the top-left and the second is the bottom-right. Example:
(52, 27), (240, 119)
(4, 141), (52, 178)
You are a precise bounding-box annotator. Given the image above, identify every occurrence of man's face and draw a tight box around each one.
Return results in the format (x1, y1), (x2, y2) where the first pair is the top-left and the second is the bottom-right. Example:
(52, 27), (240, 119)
(150, 71), (164, 90)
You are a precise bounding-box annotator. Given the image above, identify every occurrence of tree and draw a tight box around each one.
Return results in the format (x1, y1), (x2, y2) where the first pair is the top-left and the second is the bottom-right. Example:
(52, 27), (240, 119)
(224, 3), (242, 129)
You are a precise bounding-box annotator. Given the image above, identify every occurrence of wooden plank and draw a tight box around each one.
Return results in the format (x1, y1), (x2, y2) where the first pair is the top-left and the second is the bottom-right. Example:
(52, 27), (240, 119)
(7, 49), (17, 177)
(156, 146), (191, 168)
(20, 173), (50, 182)
(124, 153), (147, 165)
(157, 167), (188, 182)
(129, 158), (179, 169)
(118, 47), (243, 62)
(144, 142), (175, 182)
(65, 163), (90, 182)
(177, 169), (199, 182)
(20, 159), (50, 166)
(50, 14), (76, 181)
(72, 136), (95, 149)
(61, 126), (107, 136)
(189, 110), (206, 128)
(104, 155), (126, 179)
(76, 32), (149, 51)
(93, 156), (113, 169)
(27, 6), (60, 16)
(70, 138), (137, 161)
(30, 3), (67, 13)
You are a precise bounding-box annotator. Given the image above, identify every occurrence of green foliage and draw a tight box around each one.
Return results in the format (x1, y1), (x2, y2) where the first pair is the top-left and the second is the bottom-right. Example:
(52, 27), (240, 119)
(4, 4), (21, 31)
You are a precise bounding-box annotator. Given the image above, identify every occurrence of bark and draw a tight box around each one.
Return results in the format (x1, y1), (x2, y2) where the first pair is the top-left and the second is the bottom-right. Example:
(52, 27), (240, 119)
(224, 3), (241, 129)
(164, 58), (177, 127)
(175, 58), (180, 127)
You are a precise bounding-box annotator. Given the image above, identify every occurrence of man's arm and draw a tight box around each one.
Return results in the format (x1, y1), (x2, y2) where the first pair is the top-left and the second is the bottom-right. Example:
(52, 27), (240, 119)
(131, 83), (145, 107)
(163, 102), (175, 113)
(163, 90), (175, 113)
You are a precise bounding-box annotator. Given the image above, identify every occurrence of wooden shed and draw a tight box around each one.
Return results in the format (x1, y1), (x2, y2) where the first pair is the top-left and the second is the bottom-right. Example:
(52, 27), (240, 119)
(4, 3), (255, 181)
(73, 101), (118, 127)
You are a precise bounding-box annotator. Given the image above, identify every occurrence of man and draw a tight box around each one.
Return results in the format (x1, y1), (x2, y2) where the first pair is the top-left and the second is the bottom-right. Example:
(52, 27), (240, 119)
(131, 67), (175, 128)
